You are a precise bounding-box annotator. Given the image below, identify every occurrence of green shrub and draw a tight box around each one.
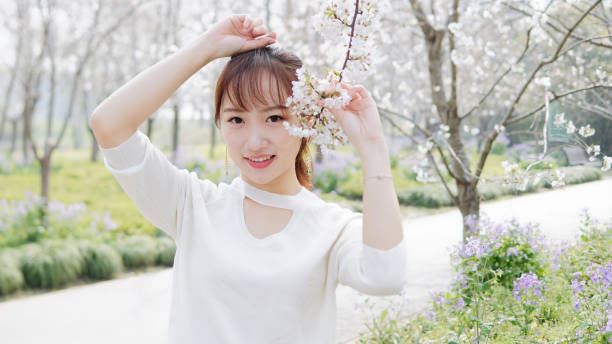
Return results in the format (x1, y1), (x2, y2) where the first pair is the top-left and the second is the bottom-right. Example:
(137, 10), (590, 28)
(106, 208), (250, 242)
(111, 235), (158, 268)
(450, 216), (547, 299)
(20, 240), (84, 289)
(491, 142), (508, 155)
(77, 241), (123, 280)
(0, 248), (25, 296)
(358, 212), (611, 343)
(397, 185), (454, 208)
(313, 170), (343, 194)
(156, 237), (176, 267)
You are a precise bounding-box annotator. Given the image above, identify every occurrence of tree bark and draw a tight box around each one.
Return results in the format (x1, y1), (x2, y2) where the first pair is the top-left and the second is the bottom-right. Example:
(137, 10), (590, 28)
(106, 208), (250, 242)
(171, 102), (180, 164)
(209, 101), (216, 159)
(146, 117), (155, 140)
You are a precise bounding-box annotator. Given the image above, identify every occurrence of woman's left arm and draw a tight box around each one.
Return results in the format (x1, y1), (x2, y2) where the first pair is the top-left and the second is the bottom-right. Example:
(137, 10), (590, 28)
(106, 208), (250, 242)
(319, 83), (404, 250)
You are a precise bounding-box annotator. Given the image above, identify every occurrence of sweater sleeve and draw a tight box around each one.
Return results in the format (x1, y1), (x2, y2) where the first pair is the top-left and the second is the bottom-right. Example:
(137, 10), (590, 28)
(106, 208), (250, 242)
(99, 129), (194, 241)
(332, 212), (408, 296)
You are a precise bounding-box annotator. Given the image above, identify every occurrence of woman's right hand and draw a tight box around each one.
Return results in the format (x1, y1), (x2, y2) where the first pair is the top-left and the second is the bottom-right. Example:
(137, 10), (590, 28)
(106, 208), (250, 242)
(203, 14), (277, 60)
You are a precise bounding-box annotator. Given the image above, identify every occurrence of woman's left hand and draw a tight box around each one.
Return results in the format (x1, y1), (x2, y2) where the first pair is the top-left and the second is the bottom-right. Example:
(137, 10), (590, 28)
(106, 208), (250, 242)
(318, 82), (386, 155)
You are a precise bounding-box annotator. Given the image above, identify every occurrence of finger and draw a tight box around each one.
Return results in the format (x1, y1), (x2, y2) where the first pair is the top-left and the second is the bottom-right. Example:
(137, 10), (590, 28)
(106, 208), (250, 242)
(242, 16), (254, 31)
(242, 33), (276, 51)
(251, 25), (267, 37)
(355, 85), (369, 98)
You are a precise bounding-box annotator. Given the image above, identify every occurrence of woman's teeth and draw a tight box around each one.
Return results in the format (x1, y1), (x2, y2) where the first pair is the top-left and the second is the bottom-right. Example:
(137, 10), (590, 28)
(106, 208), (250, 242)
(249, 156), (273, 162)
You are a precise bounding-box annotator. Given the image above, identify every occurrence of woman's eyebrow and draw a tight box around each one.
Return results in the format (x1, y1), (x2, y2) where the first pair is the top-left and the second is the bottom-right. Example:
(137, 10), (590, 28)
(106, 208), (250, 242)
(222, 105), (288, 114)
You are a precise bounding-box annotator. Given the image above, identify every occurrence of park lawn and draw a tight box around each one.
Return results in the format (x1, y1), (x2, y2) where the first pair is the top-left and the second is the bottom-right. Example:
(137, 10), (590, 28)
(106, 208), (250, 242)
(473, 152), (507, 179)
(0, 151), (158, 236)
(0, 144), (517, 237)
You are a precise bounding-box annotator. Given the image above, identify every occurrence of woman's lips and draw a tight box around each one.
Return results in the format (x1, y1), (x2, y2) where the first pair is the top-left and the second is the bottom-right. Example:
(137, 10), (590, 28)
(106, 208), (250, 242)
(245, 155), (276, 168)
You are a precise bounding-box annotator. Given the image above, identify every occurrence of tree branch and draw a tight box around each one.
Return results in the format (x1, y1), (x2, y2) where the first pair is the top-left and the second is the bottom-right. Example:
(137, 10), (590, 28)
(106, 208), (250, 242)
(461, 27), (533, 120)
(378, 107), (465, 182)
(506, 85), (611, 125)
(472, 0), (602, 187)
(380, 111), (460, 204)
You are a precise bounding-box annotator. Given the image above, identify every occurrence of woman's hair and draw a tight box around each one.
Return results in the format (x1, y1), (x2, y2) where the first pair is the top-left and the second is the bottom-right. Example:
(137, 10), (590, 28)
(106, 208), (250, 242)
(214, 46), (314, 190)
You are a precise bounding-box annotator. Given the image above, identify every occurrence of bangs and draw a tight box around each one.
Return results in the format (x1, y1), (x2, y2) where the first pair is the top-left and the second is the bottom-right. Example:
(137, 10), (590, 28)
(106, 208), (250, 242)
(214, 46), (302, 126)
(224, 66), (291, 112)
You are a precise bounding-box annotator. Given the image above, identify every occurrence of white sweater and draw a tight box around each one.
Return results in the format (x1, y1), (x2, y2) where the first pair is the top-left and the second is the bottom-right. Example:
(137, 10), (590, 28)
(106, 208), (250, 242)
(100, 130), (408, 344)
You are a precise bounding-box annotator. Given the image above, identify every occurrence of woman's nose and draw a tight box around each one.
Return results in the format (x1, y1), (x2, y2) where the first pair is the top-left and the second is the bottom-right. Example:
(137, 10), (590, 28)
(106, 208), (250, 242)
(245, 126), (269, 150)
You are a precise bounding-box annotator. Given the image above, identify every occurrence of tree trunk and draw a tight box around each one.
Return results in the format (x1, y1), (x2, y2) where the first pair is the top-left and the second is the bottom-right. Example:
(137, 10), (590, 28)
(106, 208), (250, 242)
(22, 101), (32, 165)
(456, 181), (480, 244)
(146, 117), (155, 139)
(9, 119), (18, 154)
(209, 102), (216, 159)
(40, 154), (51, 203)
(89, 127), (99, 162)
(171, 102), (180, 164)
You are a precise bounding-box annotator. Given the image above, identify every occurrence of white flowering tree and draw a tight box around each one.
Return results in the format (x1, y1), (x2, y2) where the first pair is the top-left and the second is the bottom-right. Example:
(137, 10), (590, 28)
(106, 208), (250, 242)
(368, 0), (612, 241)
(5, 0), (147, 206)
(279, 0), (611, 242)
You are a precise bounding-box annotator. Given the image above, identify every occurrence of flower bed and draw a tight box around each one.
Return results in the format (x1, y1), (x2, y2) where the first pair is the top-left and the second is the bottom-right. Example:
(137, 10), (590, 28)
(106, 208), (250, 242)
(358, 211), (611, 343)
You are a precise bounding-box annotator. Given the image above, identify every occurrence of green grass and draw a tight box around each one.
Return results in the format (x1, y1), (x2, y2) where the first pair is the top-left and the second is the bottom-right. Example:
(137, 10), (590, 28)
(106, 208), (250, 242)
(1, 151), (158, 235)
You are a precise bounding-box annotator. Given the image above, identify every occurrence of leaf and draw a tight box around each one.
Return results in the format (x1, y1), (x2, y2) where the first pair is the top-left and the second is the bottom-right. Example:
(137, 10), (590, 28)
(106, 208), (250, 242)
(379, 309), (387, 323)
(469, 314), (482, 325)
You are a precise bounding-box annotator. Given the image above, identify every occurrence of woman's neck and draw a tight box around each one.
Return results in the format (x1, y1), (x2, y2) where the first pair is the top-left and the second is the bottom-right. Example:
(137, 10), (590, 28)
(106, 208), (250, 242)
(240, 172), (302, 195)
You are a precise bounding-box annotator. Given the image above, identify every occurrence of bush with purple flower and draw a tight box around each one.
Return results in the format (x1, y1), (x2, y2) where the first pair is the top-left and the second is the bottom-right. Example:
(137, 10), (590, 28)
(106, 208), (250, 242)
(513, 272), (548, 307)
(0, 192), (121, 248)
(450, 213), (547, 300)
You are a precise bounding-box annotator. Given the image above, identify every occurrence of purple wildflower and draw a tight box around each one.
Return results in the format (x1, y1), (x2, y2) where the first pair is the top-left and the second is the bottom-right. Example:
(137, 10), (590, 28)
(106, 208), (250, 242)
(464, 214), (479, 235)
(571, 278), (585, 311)
(513, 272), (547, 307)
(506, 247), (519, 257)
(455, 297), (466, 310)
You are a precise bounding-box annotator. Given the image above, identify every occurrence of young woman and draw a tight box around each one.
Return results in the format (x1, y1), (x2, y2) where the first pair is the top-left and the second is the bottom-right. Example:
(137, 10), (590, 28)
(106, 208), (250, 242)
(90, 14), (407, 344)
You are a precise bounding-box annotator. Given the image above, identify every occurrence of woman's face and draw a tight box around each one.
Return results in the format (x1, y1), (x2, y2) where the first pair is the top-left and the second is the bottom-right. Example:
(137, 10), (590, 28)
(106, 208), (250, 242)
(219, 74), (302, 193)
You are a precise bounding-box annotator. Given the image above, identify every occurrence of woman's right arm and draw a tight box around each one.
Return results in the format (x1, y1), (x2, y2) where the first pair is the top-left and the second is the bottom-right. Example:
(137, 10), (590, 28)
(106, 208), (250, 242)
(89, 14), (277, 148)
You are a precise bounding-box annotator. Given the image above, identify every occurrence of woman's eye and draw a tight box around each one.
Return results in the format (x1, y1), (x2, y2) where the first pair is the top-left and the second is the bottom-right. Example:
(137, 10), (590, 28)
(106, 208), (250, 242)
(268, 115), (284, 123)
(228, 117), (243, 124)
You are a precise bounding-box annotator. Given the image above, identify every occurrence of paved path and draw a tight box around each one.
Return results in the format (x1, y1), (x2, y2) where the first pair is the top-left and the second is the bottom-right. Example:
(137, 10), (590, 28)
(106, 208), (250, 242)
(0, 179), (610, 344)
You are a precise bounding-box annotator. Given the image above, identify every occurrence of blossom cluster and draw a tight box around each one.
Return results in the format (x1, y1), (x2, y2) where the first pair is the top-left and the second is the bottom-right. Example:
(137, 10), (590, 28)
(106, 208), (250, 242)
(284, 0), (384, 152)
(513, 272), (548, 307)
(553, 112), (611, 172)
(500, 159), (565, 191)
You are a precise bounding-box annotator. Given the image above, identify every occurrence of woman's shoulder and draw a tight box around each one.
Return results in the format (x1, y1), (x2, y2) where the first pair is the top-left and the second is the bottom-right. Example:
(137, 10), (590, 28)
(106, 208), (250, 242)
(300, 189), (361, 223)
(192, 176), (238, 205)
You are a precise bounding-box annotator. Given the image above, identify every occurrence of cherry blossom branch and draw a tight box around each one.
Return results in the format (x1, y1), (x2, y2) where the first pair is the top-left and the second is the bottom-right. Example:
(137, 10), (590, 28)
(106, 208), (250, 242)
(286, 0), (381, 152)
(339, 0), (360, 82)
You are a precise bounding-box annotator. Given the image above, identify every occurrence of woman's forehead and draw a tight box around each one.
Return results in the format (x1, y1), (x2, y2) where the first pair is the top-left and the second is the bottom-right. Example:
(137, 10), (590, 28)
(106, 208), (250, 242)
(222, 89), (291, 113)
(222, 69), (291, 112)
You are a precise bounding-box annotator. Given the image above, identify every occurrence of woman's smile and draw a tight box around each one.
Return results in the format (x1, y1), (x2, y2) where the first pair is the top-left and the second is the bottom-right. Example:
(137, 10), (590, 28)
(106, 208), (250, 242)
(245, 155), (276, 168)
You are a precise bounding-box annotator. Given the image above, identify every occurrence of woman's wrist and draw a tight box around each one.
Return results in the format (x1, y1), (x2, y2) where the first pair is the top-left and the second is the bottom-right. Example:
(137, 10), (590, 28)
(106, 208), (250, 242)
(186, 33), (217, 68)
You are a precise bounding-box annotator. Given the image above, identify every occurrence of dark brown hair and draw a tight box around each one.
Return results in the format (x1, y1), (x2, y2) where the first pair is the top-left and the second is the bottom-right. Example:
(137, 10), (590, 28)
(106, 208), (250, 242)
(214, 46), (314, 190)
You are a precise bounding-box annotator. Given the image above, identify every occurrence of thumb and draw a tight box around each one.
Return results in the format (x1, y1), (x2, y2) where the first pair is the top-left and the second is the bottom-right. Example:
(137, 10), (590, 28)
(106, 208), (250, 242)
(241, 32), (276, 51)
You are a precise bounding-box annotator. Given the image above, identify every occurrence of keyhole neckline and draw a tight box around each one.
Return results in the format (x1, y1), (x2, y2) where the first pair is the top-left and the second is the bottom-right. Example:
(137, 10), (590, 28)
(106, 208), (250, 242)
(232, 176), (308, 211)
